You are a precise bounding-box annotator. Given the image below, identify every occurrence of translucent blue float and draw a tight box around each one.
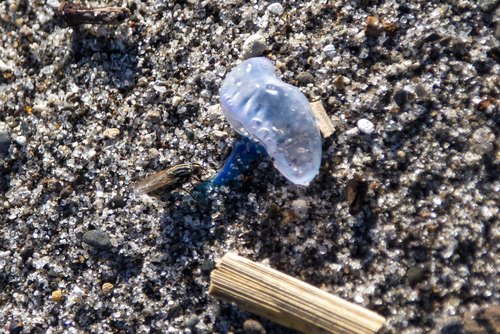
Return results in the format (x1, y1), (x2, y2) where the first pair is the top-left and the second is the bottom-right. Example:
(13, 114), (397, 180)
(219, 57), (321, 184)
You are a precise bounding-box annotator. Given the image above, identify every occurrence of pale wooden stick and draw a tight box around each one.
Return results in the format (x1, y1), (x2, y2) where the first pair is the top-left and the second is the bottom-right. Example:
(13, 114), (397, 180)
(209, 253), (386, 334)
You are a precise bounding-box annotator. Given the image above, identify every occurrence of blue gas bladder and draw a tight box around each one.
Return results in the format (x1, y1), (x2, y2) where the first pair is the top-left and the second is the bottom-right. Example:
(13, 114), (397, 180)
(219, 57), (321, 185)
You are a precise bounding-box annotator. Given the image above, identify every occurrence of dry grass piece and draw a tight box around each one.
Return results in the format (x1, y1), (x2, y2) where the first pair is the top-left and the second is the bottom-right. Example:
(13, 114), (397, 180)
(310, 101), (335, 138)
(209, 253), (386, 334)
(57, 2), (130, 26)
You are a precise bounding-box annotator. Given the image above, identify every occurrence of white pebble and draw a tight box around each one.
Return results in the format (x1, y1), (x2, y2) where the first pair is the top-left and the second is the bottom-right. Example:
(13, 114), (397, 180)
(323, 44), (336, 57)
(242, 34), (267, 59)
(473, 127), (493, 143)
(46, 0), (60, 9)
(172, 96), (182, 107)
(345, 127), (360, 137)
(74, 286), (84, 298)
(153, 85), (167, 93)
(432, 196), (442, 206)
(14, 136), (27, 146)
(0, 251), (11, 258)
(213, 130), (228, 139)
(103, 128), (120, 139)
(0, 59), (9, 72)
(292, 199), (308, 218)
(267, 3), (284, 15)
(357, 119), (375, 135)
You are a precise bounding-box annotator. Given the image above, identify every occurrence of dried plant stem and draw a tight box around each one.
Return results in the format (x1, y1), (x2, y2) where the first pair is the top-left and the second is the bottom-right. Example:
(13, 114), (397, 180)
(209, 253), (386, 334)
(57, 2), (130, 26)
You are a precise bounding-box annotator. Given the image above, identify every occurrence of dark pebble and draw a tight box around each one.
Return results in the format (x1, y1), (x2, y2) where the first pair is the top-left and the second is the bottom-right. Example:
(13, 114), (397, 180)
(244, 319), (266, 334)
(216, 225), (226, 237)
(72, 174), (84, 187)
(109, 195), (126, 209)
(20, 246), (34, 260)
(9, 321), (23, 334)
(267, 203), (280, 220)
(417, 283), (433, 296)
(59, 187), (73, 199)
(478, 0), (499, 12)
(200, 259), (216, 274)
(82, 230), (112, 250)
(295, 71), (314, 84)
(394, 90), (407, 107)
(440, 316), (463, 334)
(186, 102), (200, 113)
(346, 174), (368, 215)
(185, 127), (195, 140)
(424, 33), (442, 43)
(398, 3), (410, 13)
(48, 268), (62, 277)
(183, 315), (200, 329)
(0, 131), (11, 154)
(407, 261), (433, 286)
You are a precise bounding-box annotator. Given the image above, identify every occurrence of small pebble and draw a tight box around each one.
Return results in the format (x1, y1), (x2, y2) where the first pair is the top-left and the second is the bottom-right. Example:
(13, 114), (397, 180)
(184, 315), (200, 329)
(19, 246), (34, 260)
(0, 59), (9, 72)
(59, 187), (73, 199)
(109, 195), (126, 209)
(267, 3), (284, 15)
(172, 96), (182, 107)
(185, 127), (195, 140)
(103, 128), (120, 139)
(472, 127), (494, 143)
(200, 259), (216, 274)
(137, 77), (148, 87)
(357, 119), (375, 135)
(424, 33), (442, 43)
(0, 250), (10, 258)
(365, 16), (383, 37)
(213, 130), (228, 139)
(415, 83), (428, 99)
(334, 75), (345, 90)
(407, 262), (434, 286)
(82, 230), (112, 250)
(439, 316), (463, 334)
(394, 90), (407, 107)
(346, 174), (368, 215)
(242, 34), (267, 59)
(8, 321), (23, 334)
(345, 127), (360, 137)
(102, 282), (114, 295)
(52, 290), (62, 302)
(292, 199), (308, 218)
(323, 44), (336, 57)
(244, 319), (266, 334)
(74, 286), (84, 298)
(46, 0), (61, 9)
(146, 111), (161, 123)
(14, 135), (26, 146)
(295, 71), (314, 84)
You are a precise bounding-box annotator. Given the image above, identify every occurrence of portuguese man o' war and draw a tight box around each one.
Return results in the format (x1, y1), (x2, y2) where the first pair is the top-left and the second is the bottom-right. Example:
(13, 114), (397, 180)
(220, 57), (322, 184)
